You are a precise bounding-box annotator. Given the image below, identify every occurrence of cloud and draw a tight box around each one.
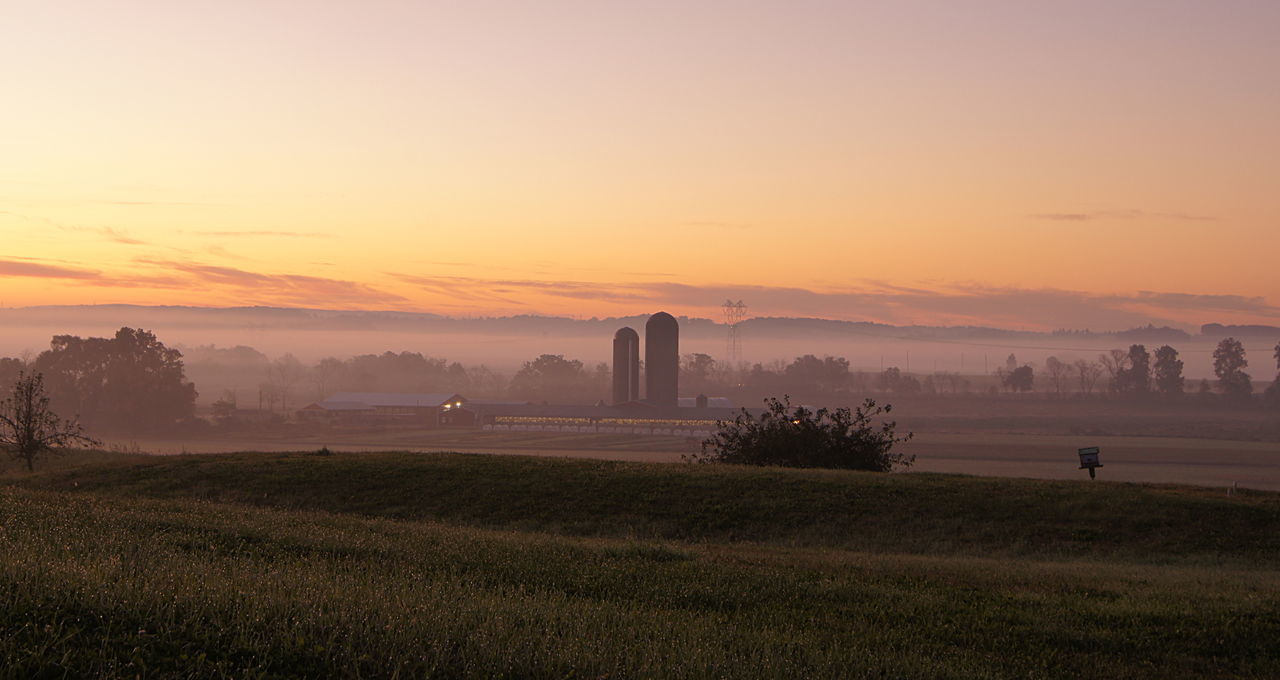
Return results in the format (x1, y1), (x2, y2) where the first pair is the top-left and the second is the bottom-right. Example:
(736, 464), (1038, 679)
(0, 211), (149, 245)
(0, 258), (187, 288)
(56, 224), (147, 246)
(1031, 210), (1215, 222)
(191, 230), (332, 238)
(97, 227), (146, 245)
(0, 258), (103, 280)
(679, 221), (755, 230)
(87, 200), (224, 207)
(140, 258), (407, 306)
(0, 248), (405, 307)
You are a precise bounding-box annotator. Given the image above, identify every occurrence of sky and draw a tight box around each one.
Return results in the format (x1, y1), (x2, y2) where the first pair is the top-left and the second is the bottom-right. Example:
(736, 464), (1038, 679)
(2, 0), (1278, 330)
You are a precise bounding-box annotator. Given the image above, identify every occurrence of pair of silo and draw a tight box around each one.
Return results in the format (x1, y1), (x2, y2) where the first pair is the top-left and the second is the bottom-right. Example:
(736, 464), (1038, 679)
(612, 311), (679, 407)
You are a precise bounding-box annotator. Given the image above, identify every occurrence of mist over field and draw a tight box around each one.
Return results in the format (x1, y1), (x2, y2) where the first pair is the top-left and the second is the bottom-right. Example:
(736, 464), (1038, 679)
(3, 304), (1273, 379)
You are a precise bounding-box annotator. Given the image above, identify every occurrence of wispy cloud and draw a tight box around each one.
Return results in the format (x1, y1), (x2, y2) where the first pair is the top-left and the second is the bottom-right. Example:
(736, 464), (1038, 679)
(1031, 209), (1215, 222)
(140, 258), (407, 306)
(0, 252), (405, 307)
(86, 199), (224, 207)
(191, 230), (333, 238)
(0, 259), (103, 280)
(0, 258), (186, 288)
(0, 211), (149, 245)
(97, 227), (146, 245)
(679, 221), (755, 230)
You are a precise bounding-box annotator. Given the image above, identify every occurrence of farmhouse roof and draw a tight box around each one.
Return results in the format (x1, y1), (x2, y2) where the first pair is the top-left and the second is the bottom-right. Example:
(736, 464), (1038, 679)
(320, 392), (464, 408)
(460, 402), (747, 421)
(302, 400), (374, 412)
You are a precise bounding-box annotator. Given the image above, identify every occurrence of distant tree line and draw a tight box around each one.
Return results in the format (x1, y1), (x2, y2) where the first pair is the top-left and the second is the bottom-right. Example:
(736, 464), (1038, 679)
(0, 328), (197, 433)
(4, 329), (1279, 435)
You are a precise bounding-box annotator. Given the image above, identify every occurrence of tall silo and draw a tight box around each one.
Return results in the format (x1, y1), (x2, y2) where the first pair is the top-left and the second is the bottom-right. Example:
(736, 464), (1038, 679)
(612, 327), (640, 404)
(645, 312), (679, 407)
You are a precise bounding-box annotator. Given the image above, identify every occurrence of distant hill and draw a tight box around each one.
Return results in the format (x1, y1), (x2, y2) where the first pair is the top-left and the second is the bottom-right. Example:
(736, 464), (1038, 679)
(0, 304), (1245, 342)
(1201, 323), (1280, 338)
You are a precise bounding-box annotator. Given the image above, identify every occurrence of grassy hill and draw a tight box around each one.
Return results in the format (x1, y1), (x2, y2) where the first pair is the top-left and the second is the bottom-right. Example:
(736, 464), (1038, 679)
(4, 450), (1280, 678)
(18, 449), (1280, 563)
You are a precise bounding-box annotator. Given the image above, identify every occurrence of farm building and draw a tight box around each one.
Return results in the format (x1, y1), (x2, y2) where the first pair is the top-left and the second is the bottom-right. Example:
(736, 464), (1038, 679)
(459, 400), (744, 437)
(298, 392), (468, 426)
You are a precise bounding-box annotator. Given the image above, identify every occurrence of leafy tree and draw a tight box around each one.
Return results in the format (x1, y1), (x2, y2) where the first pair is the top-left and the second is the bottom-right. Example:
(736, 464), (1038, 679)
(1212, 337), (1252, 399)
(1265, 342), (1280, 407)
(680, 353), (722, 396)
(32, 328), (196, 430)
(681, 353), (716, 379)
(691, 395), (913, 471)
(0, 357), (24, 393)
(995, 354), (1033, 393)
(784, 354), (850, 393)
(509, 354), (596, 403)
(1001, 365), (1034, 393)
(323, 351), (475, 395)
(1152, 345), (1185, 396)
(1265, 378), (1280, 407)
(464, 364), (509, 398)
(877, 367), (920, 393)
(745, 362), (786, 396)
(1119, 344), (1151, 395)
(0, 372), (99, 472)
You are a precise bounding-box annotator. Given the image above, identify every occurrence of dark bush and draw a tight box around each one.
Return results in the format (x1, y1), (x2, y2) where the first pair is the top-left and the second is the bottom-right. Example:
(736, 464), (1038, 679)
(692, 396), (913, 471)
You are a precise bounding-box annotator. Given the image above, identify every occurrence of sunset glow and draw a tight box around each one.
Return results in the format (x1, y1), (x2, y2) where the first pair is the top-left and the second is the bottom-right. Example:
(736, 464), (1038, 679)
(3, 1), (1278, 329)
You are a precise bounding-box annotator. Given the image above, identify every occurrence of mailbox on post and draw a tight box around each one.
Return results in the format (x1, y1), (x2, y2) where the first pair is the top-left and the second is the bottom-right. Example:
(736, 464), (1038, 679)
(1078, 446), (1102, 479)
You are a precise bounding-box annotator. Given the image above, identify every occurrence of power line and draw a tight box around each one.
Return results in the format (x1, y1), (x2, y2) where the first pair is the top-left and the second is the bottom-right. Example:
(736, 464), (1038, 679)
(722, 299), (747, 363)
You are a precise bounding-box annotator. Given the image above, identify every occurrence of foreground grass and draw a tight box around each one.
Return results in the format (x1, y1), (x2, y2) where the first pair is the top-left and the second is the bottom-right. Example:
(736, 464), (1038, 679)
(20, 450), (1280, 564)
(3, 487), (1279, 679)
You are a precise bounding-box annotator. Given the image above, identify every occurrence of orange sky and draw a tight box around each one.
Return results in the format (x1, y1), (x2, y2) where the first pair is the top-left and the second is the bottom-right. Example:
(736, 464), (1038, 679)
(3, 1), (1278, 330)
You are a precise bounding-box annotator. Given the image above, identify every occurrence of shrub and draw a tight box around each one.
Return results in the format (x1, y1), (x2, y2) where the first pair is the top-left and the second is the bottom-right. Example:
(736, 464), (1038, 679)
(692, 396), (913, 471)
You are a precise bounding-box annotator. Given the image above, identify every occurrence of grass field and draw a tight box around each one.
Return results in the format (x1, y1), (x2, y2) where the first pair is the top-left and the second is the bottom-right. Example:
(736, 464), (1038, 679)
(3, 450), (1280, 677)
(101, 425), (1280, 490)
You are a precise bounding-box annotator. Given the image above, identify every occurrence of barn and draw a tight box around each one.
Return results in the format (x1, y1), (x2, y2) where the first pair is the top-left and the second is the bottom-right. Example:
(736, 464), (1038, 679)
(297, 392), (467, 426)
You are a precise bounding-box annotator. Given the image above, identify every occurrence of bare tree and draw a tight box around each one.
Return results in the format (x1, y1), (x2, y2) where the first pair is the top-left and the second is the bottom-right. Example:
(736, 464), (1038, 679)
(1073, 359), (1103, 395)
(1099, 349), (1130, 393)
(1044, 356), (1071, 396)
(311, 357), (346, 400)
(258, 382), (282, 412)
(267, 354), (307, 412)
(941, 372), (958, 393)
(0, 372), (99, 472)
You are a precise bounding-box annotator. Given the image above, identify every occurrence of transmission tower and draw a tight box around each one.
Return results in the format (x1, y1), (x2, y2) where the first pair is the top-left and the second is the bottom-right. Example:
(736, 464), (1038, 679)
(722, 299), (747, 363)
